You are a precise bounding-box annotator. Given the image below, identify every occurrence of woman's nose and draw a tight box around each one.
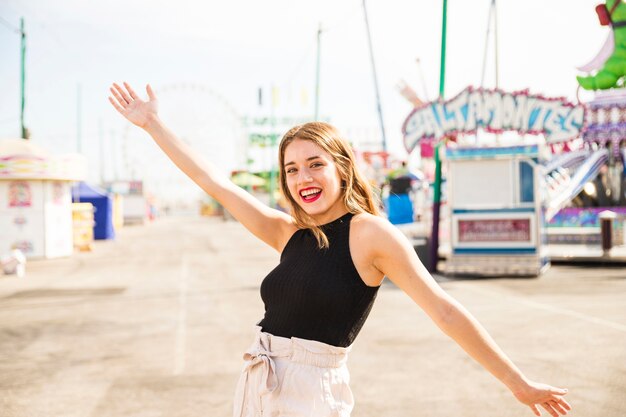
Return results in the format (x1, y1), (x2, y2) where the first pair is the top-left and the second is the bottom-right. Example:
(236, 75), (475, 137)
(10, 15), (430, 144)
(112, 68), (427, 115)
(297, 169), (313, 184)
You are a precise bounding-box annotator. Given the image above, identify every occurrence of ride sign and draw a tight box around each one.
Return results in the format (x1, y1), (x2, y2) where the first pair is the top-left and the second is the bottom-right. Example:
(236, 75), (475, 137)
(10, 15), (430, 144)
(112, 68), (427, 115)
(402, 86), (586, 153)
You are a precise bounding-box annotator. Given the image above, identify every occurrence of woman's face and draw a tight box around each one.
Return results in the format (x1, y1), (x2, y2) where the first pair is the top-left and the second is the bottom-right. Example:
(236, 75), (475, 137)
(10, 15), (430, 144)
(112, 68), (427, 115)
(283, 139), (347, 224)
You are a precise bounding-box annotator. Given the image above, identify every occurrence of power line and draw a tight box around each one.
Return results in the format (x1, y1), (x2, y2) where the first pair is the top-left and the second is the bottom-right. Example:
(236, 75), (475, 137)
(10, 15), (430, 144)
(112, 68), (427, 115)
(323, 3), (361, 33)
(2, 4), (69, 52)
(285, 39), (316, 84)
(0, 115), (20, 125)
(0, 15), (21, 33)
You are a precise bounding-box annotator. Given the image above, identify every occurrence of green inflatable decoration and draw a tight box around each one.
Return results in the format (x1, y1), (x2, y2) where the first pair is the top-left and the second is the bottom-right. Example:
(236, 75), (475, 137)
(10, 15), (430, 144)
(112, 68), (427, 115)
(577, 0), (626, 90)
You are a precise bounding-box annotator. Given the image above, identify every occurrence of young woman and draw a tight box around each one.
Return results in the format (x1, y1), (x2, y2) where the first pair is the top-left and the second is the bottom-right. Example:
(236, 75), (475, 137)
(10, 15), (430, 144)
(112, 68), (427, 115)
(109, 82), (572, 417)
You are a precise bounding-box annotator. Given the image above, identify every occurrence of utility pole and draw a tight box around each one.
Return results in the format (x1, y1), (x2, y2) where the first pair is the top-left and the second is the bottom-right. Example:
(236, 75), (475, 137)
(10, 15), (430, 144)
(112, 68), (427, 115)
(269, 85), (277, 208)
(314, 23), (322, 121)
(494, 0), (500, 88)
(20, 17), (27, 139)
(111, 129), (119, 181)
(415, 58), (430, 102)
(99, 118), (105, 184)
(479, 0), (500, 144)
(429, 0), (448, 273)
(480, 0), (500, 89)
(77, 84), (82, 153)
(363, 0), (387, 152)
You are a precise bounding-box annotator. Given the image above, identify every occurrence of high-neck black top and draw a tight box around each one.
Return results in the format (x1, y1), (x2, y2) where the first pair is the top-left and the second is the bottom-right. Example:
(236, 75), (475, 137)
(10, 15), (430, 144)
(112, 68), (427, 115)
(258, 212), (380, 347)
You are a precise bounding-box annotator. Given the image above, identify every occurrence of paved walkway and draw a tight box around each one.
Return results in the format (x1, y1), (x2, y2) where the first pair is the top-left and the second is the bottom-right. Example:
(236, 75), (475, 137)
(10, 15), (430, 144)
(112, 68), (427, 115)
(1, 216), (625, 417)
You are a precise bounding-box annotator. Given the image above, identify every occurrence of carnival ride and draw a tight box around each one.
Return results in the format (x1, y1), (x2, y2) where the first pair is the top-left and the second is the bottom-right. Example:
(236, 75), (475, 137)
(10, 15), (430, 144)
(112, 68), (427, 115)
(397, 0), (626, 275)
(544, 149), (610, 222)
(545, 0), (626, 243)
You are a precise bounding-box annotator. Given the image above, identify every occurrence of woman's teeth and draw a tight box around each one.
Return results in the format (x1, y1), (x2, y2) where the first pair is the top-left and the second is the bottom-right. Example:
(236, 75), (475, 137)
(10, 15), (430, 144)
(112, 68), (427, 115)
(301, 188), (321, 197)
(300, 188), (322, 201)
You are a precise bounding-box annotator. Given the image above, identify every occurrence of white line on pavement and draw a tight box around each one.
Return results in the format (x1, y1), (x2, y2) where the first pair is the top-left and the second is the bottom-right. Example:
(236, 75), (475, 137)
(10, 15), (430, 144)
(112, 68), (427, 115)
(174, 254), (189, 375)
(464, 285), (626, 333)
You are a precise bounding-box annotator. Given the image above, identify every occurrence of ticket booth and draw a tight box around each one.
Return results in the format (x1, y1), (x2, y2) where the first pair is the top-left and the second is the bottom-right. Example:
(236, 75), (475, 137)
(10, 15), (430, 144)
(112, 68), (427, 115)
(0, 139), (86, 259)
(444, 145), (548, 276)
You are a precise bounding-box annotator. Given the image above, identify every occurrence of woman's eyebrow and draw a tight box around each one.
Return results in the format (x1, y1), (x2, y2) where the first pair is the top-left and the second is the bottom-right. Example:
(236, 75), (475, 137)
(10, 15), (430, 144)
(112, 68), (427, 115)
(284, 155), (321, 167)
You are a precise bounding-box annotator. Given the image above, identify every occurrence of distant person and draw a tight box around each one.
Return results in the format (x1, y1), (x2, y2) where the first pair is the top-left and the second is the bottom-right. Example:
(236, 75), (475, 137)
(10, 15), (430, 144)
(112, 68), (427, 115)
(109, 82), (571, 417)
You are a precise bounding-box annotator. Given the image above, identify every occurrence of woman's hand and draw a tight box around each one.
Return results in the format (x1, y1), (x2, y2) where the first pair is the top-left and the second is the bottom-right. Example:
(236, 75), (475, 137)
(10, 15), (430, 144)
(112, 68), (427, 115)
(512, 380), (571, 417)
(108, 82), (158, 129)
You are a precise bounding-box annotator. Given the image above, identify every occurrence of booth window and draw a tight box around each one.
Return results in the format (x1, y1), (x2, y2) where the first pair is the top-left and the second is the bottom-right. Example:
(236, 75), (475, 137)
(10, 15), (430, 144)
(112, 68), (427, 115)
(519, 161), (534, 203)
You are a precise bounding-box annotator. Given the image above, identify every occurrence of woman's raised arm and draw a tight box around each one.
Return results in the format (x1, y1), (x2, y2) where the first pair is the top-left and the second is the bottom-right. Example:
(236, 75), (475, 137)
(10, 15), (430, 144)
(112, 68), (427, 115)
(353, 215), (571, 417)
(108, 82), (296, 252)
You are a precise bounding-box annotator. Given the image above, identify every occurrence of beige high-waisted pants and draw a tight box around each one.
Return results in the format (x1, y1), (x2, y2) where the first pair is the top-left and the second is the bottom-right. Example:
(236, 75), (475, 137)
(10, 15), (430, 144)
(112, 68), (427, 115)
(233, 326), (354, 417)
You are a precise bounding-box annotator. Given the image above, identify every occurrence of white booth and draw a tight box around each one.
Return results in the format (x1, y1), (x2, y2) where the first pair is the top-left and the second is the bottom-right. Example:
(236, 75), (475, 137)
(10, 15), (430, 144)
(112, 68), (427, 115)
(0, 139), (86, 259)
(444, 145), (548, 276)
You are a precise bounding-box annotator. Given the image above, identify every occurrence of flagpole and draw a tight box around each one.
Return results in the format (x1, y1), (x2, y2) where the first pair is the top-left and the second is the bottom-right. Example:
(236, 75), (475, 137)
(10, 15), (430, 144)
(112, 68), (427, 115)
(428, 0), (448, 273)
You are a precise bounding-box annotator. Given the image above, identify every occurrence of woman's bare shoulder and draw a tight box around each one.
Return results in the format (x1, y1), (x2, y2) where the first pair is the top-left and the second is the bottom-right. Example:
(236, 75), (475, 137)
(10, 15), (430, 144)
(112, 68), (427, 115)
(351, 212), (395, 234)
(352, 212), (414, 255)
(351, 212), (404, 249)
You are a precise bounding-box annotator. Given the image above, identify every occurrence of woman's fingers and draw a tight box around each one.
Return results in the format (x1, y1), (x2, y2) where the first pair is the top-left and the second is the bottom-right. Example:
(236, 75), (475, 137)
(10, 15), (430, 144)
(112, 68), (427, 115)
(548, 387), (570, 414)
(108, 96), (125, 114)
(146, 84), (156, 100)
(124, 82), (140, 100)
(557, 397), (572, 411)
(542, 402), (558, 417)
(530, 404), (541, 416)
(109, 87), (127, 108)
(550, 399), (567, 415)
(113, 82), (133, 104)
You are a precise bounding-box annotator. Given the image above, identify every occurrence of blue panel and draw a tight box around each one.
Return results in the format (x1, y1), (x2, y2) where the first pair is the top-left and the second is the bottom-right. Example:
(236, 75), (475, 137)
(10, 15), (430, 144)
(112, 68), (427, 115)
(72, 182), (115, 240)
(453, 248), (537, 254)
(446, 145), (539, 160)
(452, 207), (535, 214)
(519, 161), (535, 203)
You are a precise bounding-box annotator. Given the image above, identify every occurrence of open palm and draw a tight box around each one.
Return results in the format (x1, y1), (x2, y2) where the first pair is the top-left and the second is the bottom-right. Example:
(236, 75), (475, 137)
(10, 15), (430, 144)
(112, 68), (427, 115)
(513, 380), (571, 417)
(108, 82), (158, 128)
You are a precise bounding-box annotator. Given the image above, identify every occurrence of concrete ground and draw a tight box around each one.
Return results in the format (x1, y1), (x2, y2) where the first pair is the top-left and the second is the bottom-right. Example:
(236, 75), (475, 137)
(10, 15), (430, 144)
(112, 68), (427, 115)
(0, 216), (625, 417)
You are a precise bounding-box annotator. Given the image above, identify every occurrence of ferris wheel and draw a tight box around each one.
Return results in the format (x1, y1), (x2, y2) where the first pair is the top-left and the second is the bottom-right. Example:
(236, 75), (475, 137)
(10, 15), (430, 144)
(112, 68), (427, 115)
(121, 83), (247, 204)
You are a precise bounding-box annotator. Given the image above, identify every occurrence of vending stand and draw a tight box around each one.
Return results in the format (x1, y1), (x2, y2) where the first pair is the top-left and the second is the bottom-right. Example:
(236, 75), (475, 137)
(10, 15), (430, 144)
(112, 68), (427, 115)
(402, 86), (587, 277)
(0, 139), (86, 259)
(444, 145), (548, 276)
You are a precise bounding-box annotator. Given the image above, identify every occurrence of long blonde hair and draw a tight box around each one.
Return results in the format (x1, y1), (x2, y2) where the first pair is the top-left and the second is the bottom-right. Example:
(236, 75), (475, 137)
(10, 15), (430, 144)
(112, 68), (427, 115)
(278, 122), (381, 249)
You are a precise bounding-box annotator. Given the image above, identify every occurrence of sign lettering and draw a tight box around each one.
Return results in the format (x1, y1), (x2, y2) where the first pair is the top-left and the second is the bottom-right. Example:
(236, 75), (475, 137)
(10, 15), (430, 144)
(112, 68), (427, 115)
(403, 86), (586, 152)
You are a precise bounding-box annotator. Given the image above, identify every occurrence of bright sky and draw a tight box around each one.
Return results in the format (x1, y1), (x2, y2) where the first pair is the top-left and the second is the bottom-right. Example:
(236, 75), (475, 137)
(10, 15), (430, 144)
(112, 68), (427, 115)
(0, 0), (606, 202)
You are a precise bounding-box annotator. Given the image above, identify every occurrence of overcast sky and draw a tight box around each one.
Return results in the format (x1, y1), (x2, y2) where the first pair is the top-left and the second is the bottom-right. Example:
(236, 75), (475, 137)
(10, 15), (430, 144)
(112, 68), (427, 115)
(0, 0), (605, 201)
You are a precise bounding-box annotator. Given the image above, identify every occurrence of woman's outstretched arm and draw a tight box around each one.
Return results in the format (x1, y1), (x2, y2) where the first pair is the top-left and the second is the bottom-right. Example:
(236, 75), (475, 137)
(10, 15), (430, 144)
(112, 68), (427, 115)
(354, 214), (571, 417)
(108, 82), (296, 252)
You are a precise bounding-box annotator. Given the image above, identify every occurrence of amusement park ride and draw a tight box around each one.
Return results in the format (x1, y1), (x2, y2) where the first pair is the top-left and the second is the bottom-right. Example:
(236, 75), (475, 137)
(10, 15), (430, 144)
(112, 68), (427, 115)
(401, 0), (626, 276)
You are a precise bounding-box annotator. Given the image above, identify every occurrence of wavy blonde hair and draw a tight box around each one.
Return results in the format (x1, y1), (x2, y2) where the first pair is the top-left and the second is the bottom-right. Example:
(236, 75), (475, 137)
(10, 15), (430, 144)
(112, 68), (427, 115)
(278, 122), (381, 249)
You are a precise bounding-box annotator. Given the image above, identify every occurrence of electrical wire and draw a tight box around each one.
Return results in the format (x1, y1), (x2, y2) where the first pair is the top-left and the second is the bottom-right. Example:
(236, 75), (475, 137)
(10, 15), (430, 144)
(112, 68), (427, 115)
(323, 2), (362, 34)
(0, 15), (21, 33)
(285, 40), (316, 84)
(284, 0), (361, 86)
(0, 115), (20, 125)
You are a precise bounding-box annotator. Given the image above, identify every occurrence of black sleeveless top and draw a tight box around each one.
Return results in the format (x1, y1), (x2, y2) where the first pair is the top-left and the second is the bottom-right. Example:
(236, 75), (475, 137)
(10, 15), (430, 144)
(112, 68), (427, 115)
(258, 212), (380, 347)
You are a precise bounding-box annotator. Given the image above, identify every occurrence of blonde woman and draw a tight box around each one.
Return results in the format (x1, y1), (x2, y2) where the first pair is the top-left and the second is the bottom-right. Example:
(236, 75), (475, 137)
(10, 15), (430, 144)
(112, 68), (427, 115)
(109, 82), (571, 417)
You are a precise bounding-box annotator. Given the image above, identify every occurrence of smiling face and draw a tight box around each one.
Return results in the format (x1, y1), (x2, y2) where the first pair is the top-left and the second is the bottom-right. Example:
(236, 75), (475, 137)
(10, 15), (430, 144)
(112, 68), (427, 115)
(283, 139), (347, 224)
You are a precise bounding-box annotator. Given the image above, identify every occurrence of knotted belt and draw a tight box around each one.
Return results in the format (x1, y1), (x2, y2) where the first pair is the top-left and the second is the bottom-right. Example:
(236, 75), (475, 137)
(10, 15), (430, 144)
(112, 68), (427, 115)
(233, 330), (290, 417)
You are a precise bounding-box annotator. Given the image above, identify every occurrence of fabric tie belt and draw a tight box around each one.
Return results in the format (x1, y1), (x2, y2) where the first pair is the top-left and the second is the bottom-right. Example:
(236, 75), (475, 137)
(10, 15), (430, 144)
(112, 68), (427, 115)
(233, 327), (351, 417)
(234, 330), (290, 417)
(243, 331), (289, 395)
